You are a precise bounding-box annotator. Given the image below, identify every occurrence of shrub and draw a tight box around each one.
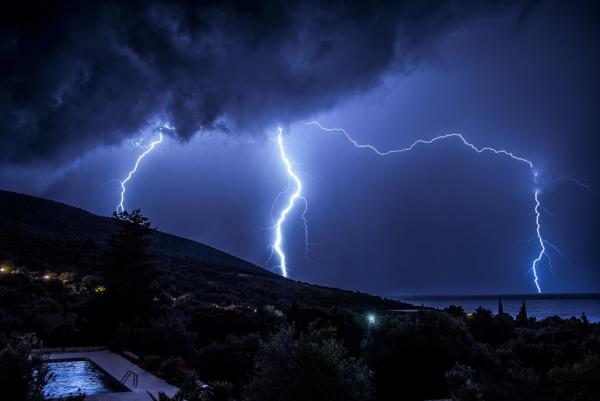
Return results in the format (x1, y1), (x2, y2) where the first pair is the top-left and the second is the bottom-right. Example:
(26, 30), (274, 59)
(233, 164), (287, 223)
(157, 357), (198, 388)
(0, 334), (48, 401)
(244, 325), (373, 401)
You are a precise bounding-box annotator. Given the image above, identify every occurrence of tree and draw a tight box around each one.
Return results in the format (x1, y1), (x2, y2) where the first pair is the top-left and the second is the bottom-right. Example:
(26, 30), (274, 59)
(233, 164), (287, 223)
(445, 363), (482, 401)
(367, 312), (475, 401)
(244, 325), (374, 401)
(517, 301), (528, 324)
(498, 298), (504, 316)
(549, 355), (600, 401)
(467, 306), (515, 346)
(104, 209), (157, 324)
(444, 305), (466, 318)
(0, 334), (48, 401)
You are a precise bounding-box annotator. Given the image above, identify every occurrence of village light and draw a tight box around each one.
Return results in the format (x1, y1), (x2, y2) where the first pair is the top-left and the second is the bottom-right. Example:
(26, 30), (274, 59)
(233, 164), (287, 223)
(94, 285), (107, 294)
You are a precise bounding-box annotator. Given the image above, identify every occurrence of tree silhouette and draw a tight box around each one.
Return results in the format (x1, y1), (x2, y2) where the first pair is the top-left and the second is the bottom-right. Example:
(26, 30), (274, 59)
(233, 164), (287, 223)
(517, 301), (528, 324)
(104, 209), (157, 324)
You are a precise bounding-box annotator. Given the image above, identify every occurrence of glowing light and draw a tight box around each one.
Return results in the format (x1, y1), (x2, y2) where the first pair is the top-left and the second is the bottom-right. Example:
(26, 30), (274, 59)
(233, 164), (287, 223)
(116, 132), (164, 212)
(305, 121), (547, 293)
(272, 127), (304, 278)
(367, 313), (377, 325)
(94, 285), (107, 294)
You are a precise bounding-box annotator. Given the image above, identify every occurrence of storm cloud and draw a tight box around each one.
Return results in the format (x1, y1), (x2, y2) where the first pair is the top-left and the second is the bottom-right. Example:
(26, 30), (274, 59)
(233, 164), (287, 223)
(0, 0), (519, 165)
(2, 1), (598, 294)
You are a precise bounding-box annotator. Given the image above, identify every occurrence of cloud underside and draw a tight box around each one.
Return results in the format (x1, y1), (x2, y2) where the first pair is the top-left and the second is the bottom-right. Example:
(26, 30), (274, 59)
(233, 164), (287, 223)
(0, 0), (518, 165)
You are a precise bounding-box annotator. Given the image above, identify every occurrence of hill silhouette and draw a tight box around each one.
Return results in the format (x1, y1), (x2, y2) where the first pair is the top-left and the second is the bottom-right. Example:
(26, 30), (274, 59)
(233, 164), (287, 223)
(0, 189), (406, 310)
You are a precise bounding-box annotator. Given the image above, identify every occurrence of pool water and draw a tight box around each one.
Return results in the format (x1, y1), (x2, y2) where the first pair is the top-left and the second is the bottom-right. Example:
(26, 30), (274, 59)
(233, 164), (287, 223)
(43, 358), (128, 399)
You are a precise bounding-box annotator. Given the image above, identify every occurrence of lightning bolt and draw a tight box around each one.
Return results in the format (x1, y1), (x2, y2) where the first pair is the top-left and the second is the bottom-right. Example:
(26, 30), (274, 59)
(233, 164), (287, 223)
(304, 121), (548, 293)
(116, 132), (164, 213)
(531, 191), (544, 292)
(271, 127), (306, 278)
(299, 197), (311, 261)
(305, 121), (533, 167)
(563, 177), (599, 197)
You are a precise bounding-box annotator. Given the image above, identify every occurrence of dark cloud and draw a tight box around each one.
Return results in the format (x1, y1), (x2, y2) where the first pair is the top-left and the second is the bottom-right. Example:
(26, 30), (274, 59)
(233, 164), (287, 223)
(4, 0), (597, 295)
(0, 0), (520, 165)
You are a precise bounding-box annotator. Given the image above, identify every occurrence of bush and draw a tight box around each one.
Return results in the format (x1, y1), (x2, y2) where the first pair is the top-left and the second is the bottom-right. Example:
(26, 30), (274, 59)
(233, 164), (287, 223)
(0, 334), (48, 401)
(157, 357), (198, 388)
(445, 363), (482, 401)
(197, 334), (260, 388)
(366, 311), (475, 401)
(244, 325), (373, 401)
(549, 355), (600, 401)
(466, 307), (515, 346)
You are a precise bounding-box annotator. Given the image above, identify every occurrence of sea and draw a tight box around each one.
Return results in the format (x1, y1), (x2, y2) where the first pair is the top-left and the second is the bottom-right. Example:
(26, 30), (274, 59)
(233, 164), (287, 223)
(393, 294), (600, 323)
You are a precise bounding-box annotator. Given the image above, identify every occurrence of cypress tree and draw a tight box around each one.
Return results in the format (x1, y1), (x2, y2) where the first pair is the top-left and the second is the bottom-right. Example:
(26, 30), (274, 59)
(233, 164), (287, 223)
(517, 301), (528, 324)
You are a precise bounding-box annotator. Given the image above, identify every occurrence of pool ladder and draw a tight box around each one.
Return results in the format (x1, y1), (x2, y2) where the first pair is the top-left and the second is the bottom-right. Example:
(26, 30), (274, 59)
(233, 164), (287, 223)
(121, 369), (139, 386)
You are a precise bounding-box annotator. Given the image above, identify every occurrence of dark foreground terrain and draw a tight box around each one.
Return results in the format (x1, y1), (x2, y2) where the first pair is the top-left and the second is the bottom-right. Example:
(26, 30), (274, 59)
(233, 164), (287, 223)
(0, 190), (598, 401)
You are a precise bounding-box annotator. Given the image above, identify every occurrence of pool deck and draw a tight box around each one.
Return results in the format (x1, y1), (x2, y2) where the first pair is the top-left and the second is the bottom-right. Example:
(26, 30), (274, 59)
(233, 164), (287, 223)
(44, 349), (179, 401)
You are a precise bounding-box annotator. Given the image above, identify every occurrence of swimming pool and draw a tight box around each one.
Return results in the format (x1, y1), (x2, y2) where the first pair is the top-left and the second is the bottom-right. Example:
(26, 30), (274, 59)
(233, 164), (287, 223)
(43, 358), (129, 399)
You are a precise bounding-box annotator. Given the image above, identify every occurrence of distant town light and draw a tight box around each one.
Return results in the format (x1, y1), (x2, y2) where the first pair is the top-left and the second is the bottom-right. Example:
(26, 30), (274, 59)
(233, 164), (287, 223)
(94, 285), (107, 294)
(367, 313), (376, 326)
(43, 274), (51, 280)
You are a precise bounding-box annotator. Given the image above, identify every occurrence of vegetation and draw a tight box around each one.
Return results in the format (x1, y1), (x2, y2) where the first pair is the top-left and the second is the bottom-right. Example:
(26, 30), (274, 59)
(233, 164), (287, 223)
(104, 210), (158, 324)
(0, 190), (598, 400)
(0, 334), (48, 401)
(0, 189), (404, 311)
(244, 325), (373, 401)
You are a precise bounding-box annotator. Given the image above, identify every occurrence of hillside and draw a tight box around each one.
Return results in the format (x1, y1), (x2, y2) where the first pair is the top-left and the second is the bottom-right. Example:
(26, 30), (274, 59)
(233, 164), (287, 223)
(2, 190), (598, 401)
(0, 189), (407, 311)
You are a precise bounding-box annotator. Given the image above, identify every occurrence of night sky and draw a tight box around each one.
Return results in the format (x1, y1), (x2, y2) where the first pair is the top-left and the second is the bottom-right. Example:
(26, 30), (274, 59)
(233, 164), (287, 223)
(1, 1), (599, 295)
